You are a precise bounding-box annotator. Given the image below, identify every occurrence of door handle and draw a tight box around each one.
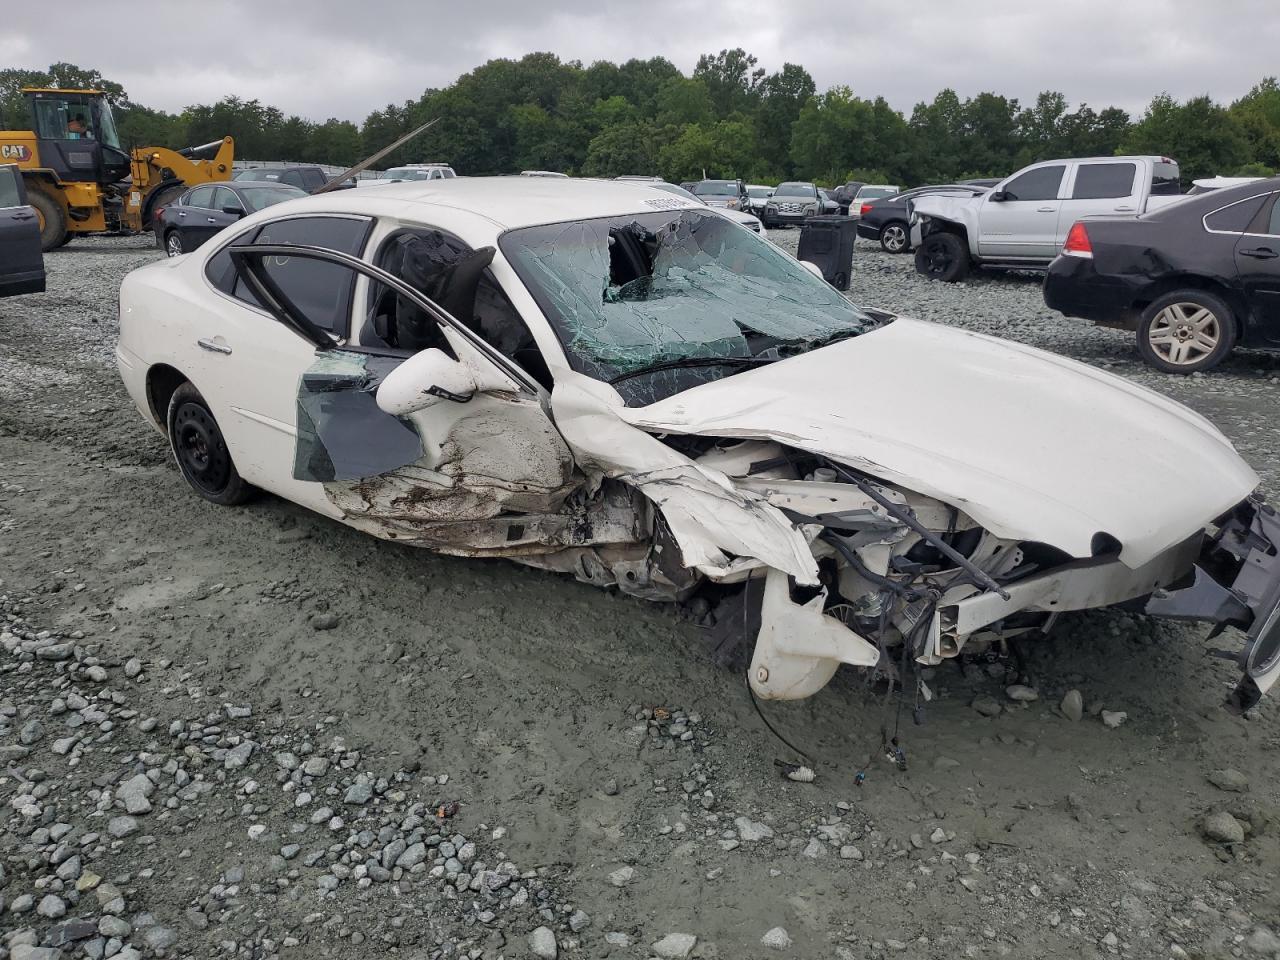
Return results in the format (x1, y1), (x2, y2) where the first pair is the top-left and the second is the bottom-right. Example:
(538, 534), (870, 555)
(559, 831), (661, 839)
(12, 212), (34, 221)
(1240, 247), (1279, 260)
(1037, 206), (1056, 212)
(177, 211), (186, 217)
(197, 338), (232, 355)
(207, 217), (218, 224)
(1114, 205), (1135, 212)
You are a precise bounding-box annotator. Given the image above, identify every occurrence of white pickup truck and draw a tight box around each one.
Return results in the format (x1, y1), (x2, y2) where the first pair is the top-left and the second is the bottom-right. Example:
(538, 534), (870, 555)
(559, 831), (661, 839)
(911, 156), (1183, 281)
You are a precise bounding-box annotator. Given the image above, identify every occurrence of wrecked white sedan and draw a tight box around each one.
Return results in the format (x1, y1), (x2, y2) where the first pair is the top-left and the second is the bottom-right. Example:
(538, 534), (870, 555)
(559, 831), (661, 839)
(116, 178), (1280, 712)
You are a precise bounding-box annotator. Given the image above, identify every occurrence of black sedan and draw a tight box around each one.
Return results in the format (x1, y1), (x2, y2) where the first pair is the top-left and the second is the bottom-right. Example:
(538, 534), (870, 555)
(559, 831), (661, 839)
(1044, 176), (1280, 374)
(154, 181), (307, 257)
(855, 184), (988, 253)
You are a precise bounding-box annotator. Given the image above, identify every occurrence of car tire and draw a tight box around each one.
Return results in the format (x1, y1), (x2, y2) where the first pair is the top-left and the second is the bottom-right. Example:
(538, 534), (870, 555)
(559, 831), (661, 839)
(914, 232), (970, 282)
(1136, 290), (1237, 374)
(166, 383), (254, 505)
(879, 221), (910, 254)
(164, 230), (184, 258)
(27, 189), (67, 251)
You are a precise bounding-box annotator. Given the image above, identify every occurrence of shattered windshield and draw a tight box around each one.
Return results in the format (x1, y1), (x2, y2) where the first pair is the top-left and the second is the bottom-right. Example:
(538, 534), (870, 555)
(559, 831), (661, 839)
(499, 208), (879, 405)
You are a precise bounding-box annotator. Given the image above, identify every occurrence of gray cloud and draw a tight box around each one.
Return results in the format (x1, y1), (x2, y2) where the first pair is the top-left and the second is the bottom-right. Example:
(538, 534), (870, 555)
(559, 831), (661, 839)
(4, 0), (1276, 121)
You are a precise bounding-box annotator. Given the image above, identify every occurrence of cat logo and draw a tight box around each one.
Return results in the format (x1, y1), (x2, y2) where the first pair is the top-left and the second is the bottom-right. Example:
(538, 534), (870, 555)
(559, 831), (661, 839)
(0, 144), (31, 162)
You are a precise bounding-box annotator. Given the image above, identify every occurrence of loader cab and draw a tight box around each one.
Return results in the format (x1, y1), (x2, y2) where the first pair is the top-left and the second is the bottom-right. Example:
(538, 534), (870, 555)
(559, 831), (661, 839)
(23, 88), (130, 184)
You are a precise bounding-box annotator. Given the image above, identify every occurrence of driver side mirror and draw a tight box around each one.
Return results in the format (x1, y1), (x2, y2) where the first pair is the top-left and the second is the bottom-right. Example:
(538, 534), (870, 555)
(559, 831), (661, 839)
(376, 348), (478, 415)
(222, 205), (246, 217)
(988, 191), (1009, 202)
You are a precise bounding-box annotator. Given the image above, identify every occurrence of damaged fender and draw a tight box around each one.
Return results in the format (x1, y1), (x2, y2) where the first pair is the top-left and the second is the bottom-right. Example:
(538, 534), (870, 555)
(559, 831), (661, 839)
(551, 371), (819, 585)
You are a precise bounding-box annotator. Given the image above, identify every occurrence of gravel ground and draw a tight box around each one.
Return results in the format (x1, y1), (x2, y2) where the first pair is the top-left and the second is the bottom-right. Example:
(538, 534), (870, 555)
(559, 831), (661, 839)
(0, 232), (1278, 960)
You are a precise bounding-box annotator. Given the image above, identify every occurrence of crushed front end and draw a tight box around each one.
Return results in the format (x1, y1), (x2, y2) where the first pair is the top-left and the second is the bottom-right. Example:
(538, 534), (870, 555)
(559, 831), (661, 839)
(689, 440), (1280, 712)
(1145, 498), (1280, 712)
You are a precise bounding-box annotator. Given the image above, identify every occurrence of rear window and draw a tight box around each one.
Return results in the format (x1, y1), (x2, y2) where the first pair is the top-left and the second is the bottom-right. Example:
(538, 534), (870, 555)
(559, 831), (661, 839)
(857, 187), (897, 200)
(0, 167), (21, 208)
(1152, 161), (1181, 196)
(1204, 194), (1271, 234)
(204, 216), (372, 336)
(187, 185), (216, 209)
(1072, 163), (1137, 200)
(239, 185), (308, 211)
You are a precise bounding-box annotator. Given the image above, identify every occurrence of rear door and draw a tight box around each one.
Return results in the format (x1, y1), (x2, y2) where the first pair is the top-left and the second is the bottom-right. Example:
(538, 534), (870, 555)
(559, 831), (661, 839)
(181, 185), (220, 248)
(1056, 160), (1141, 248)
(978, 163), (1067, 259)
(0, 164), (45, 297)
(1236, 192), (1280, 346)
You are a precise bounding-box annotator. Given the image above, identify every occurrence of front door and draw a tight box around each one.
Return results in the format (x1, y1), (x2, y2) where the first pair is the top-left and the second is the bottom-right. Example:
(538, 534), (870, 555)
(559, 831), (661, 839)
(0, 164), (44, 297)
(208, 218), (578, 541)
(1236, 192), (1280, 346)
(978, 163), (1067, 259)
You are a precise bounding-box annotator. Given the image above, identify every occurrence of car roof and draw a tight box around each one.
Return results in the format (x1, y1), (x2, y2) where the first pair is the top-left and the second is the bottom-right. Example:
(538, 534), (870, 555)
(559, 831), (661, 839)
(237, 176), (705, 231)
(238, 166), (320, 174)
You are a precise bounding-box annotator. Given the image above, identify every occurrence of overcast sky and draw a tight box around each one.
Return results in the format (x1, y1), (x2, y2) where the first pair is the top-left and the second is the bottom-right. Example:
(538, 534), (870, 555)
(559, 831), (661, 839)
(3, 0), (1276, 122)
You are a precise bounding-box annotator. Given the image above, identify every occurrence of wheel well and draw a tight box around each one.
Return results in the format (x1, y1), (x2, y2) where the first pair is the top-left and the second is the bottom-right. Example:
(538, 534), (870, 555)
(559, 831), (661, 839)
(923, 218), (967, 239)
(1131, 275), (1246, 337)
(146, 364), (189, 434)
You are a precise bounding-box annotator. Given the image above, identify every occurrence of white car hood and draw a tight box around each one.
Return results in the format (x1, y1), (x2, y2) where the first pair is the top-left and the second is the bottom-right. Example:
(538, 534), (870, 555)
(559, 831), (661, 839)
(614, 317), (1258, 568)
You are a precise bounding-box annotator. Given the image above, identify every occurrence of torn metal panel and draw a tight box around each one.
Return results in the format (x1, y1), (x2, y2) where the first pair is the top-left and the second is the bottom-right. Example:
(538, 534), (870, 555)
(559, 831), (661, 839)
(324, 397), (579, 524)
(550, 371), (820, 585)
(294, 351), (423, 482)
(749, 568), (881, 701)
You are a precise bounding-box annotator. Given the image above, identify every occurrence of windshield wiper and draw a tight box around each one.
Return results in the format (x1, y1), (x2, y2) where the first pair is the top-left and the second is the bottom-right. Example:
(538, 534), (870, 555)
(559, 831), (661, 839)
(607, 355), (777, 385)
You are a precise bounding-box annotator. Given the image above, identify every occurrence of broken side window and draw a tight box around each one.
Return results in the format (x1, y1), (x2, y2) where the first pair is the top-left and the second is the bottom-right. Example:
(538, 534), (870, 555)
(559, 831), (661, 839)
(363, 228), (552, 389)
(499, 208), (879, 404)
(294, 350), (423, 482)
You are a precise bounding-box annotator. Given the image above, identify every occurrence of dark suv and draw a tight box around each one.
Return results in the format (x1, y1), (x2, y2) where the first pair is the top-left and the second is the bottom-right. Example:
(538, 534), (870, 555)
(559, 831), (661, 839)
(0, 164), (45, 297)
(233, 166), (347, 193)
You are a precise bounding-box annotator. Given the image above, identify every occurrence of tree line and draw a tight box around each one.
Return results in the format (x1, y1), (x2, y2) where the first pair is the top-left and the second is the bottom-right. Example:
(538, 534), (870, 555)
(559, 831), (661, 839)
(3, 55), (1279, 186)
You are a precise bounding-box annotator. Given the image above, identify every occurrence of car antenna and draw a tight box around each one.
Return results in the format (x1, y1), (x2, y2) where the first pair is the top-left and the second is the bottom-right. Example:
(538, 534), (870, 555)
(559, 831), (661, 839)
(314, 117), (440, 194)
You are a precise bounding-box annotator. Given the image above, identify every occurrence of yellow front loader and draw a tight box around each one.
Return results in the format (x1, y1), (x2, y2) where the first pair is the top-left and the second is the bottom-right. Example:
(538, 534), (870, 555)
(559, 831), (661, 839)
(0, 88), (233, 250)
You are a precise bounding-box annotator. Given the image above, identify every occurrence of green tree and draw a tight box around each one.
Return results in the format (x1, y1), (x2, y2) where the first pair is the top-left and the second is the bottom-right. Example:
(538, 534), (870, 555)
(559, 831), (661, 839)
(754, 63), (815, 176)
(693, 49), (765, 116)
(791, 87), (889, 184)
(1230, 78), (1280, 170)
(583, 120), (658, 177)
(1122, 93), (1250, 183)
